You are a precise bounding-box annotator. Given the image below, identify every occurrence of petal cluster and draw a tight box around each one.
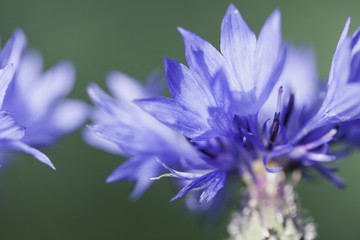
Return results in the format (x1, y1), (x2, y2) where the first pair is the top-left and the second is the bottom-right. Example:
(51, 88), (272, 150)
(0, 29), (88, 170)
(86, 4), (360, 208)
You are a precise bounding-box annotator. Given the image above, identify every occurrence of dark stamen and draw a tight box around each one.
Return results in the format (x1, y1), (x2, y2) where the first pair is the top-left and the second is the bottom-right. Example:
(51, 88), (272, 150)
(267, 112), (280, 150)
(198, 148), (216, 158)
(267, 86), (283, 151)
(283, 93), (294, 127)
(246, 120), (251, 132)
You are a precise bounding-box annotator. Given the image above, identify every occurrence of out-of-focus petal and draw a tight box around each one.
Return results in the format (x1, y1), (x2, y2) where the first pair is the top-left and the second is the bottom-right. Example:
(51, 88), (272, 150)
(87, 83), (124, 118)
(106, 157), (163, 200)
(83, 127), (125, 155)
(0, 28), (27, 69)
(106, 71), (151, 102)
(0, 64), (14, 108)
(5, 141), (55, 170)
(51, 99), (89, 133)
(0, 111), (25, 140)
(26, 61), (75, 120)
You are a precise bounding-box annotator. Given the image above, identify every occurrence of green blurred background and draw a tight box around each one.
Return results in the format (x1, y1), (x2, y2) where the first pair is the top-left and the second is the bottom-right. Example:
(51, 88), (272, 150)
(0, 0), (359, 239)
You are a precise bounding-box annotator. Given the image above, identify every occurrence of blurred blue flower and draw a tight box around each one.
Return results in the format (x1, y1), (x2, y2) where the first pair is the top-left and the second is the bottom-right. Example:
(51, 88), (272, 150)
(85, 71), (204, 200)
(0, 29), (88, 170)
(86, 4), (360, 208)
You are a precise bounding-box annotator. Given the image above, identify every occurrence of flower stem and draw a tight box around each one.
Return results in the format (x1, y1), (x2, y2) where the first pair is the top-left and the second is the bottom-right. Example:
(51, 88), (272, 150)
(227, 163), (316, 240)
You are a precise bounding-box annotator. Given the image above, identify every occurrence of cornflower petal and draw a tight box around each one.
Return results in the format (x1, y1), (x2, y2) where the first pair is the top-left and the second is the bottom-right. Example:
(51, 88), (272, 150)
(106, 157), (163, 200)
(177, 27), (229, 88)
(220, 4), (256, 93)
(87, 83), (124, 118)
(89, 122), (165, 156)
(0, 64), (14, 108)
(135, 96), (208, 138)
(0, 29), (26, 69)
(5, 141), (55, 170)
(171, 170), (227, 203)
(254, 9), (285, 105)
(0, 29), (87, 169)
(0, 111), (25, 140)
(106, 71), (152, 102)
(164, 57), (215, 116)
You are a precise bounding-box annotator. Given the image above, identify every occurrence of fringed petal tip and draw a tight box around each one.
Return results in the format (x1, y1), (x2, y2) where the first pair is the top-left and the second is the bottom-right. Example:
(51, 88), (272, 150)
(170, 170), (227, 204)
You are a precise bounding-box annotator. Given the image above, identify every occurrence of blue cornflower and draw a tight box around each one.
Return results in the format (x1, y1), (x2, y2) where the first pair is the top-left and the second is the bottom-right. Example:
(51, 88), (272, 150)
(87, 4), (360, 208)
(0, 29), (88, 169)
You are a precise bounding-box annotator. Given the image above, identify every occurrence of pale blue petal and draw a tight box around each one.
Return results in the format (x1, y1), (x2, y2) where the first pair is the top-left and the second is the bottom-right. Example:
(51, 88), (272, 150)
(210, 69), (232, 112)
(11, 51), (43, 94)
(207, 108), (232, 137)
(295, 83), (360, 142)
(164, 57), (216, 116)
(83, 126), (125, 155)
(50, 99), (89, 133)
(199, 171), (227, 203)
(171, 170), (227, 203)
(0, 64), (14, 108)
(0, 111), (25, 140)
(6, 141), (55, 170)
(0, 28), (27, 69)
(106, 157), (163, 200)
(87, 83), (123, 117)
(144, 69), (166, 96)
(106, 71), (151, 102)
(254, 9), (284, 102)
(177, 27), (239, 91)
(327, 39), (352, 100)
(313, 162), (345, 188)
(20, 60), (76, 120)
(220, 4), (256, 92)
(90, 121), (171, 156)
(327, 18), (351, 92)
(135, 96), (208, 138)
